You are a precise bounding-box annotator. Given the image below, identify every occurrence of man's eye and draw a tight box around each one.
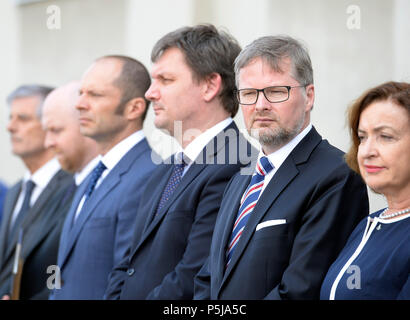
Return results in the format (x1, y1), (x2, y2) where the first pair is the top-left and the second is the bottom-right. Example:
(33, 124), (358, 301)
(161, 78), (173, 83)
(380, 135), (393, 141)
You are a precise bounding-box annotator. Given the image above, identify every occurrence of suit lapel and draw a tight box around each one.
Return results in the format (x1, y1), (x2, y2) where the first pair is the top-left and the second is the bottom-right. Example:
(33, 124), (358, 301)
(57, 179), (88, 266)
(60, 172), (121, 268)
(215, 174), (250, 284)
(4, 170), (69, 261)
(141, 163), (175, 234)
(59, 138), (150, 269)
(20, 188), (69, 262)
(220, 127), (322, 289)
(134, 123), (242, 257)
(0, 182), (21, 267)
(137, 163), (207, 252)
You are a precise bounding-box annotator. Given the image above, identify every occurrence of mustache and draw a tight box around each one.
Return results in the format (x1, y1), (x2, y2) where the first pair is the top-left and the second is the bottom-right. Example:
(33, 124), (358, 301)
(251, 112), (278, 121)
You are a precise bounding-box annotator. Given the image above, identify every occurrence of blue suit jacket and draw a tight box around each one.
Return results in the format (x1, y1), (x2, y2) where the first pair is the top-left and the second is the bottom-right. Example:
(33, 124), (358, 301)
(0, 181), (8, 223)
(194, 127), (369, 300)
(105, 122), (257, 299)
(50, 138), (157, 299)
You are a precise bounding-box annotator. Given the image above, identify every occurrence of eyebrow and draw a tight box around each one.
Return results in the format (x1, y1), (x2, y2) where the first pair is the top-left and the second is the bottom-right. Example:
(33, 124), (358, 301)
(358, 125), (398, 134)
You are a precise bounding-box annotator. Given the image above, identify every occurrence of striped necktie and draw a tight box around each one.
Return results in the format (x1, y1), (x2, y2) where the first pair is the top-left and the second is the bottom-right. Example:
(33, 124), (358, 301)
(226, 156), (274, 267)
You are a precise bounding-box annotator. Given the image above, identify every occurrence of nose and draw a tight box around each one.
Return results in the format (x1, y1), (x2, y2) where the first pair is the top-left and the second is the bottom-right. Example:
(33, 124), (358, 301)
(76, 93), (89, 111)
(254, 90), (270, 112)
(7, 116), (16, 133)
(359, 136), (378, 159)
(44, 132), (56, 149)
(145, 82), (159, 102)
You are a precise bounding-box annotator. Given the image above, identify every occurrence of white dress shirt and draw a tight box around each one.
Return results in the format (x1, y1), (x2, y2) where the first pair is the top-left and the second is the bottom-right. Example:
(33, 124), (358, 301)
(10, 157), (61, 228)
(178, 117), (233, 176)
(73, 156), (101, 187)
(74, 130), (145, 221)
(257, 124), (313, 195)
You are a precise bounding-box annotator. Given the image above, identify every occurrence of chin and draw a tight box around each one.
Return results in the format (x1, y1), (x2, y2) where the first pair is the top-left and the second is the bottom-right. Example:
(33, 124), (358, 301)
(363, 180), (385, 195)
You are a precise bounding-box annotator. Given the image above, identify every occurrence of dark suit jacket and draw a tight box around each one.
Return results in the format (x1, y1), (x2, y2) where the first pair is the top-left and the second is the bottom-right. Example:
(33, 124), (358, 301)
(194, 126), (369, 300)
(105, 122), (257, 300)
(0, 181), (7, 224)
(50, 138), (157, 300)
(0, 169), (73, 299)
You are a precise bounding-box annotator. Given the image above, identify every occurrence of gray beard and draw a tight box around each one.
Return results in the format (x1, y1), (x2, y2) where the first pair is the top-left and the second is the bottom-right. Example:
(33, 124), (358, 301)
(250, 114), (305, 150)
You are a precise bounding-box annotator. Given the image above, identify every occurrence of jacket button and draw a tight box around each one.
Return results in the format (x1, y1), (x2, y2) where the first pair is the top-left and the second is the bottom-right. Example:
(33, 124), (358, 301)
(127, 268), (135, 276)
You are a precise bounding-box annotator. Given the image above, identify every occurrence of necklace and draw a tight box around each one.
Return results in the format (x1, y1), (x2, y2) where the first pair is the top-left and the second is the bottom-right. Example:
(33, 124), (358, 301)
(379, 207), (410, 219)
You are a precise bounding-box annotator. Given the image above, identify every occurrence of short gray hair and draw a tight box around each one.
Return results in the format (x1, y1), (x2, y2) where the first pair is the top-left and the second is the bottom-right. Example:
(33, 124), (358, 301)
(234, 35), (313, 88)
(6, 84), (55, 118)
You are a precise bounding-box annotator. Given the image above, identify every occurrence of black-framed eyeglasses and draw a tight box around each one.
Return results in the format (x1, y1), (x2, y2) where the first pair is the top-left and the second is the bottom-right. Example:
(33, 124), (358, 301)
(236, 85), (307, 105)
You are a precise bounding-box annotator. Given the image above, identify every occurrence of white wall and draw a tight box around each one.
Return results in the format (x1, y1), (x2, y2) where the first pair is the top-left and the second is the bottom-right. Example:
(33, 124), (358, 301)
(1, 0), (408, 211)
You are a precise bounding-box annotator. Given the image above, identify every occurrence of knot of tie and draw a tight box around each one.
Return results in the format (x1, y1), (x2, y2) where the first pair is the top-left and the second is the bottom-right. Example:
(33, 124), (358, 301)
(85, 161), (106, 198)
(25, 179), (36, 196)
(255, 156), (274, 177)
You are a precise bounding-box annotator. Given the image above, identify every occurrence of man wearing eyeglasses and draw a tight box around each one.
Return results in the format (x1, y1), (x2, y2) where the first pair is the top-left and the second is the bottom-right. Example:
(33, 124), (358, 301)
(194, 35), (369, 300)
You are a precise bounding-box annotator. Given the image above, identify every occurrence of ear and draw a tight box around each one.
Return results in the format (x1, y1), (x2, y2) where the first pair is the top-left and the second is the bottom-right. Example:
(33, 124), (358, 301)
(124, 97), (146, 121)
(304, 84), (315, 112)
(202, 72), (222, 102)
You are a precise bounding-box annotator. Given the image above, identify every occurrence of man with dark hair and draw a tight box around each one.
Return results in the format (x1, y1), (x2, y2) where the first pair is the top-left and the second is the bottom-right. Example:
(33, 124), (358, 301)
(105, 24), (256, 300)
(194, 35), (369, 300)
(0, 84), (73, 299)
(50, 56), (157, 299)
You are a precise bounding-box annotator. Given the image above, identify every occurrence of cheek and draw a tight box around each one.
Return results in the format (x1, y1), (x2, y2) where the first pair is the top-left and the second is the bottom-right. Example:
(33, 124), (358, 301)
(241, 107), (254, 125)
(30, 128), (46, 145)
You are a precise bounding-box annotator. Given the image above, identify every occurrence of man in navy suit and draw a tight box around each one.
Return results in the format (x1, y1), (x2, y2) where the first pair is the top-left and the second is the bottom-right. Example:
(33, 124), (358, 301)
(50, 56), (157, 299)
(0, 181), (7, 223)
(105, 24), (256, 300)
(194, 35), (369, 300)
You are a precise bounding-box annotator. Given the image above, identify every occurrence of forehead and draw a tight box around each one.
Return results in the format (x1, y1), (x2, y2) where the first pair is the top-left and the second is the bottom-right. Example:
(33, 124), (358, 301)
(238, 57), (293, 87)
(81, 59), (123, 90)
(151, 47), (193, 77)
(10, 96), (41, 115)
(43, 102), (73, 126)
(359, 100), (410, 129)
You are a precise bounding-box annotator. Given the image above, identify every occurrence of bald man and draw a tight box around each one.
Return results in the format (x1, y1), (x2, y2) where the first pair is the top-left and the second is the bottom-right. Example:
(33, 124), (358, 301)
(42, 81), (100, 177)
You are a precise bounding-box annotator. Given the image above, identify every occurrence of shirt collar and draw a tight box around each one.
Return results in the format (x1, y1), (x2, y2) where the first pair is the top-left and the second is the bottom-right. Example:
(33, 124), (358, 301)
(101, 130), (145, 171)
(182, 117), (233, 164)
(74, 156), (101, 186)
(24, 157), (61, 189)
(258, 123), (313, 171)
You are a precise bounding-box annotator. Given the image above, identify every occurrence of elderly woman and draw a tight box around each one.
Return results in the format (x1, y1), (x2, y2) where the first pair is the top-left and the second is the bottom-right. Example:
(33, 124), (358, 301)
(320, 81), (410, 300)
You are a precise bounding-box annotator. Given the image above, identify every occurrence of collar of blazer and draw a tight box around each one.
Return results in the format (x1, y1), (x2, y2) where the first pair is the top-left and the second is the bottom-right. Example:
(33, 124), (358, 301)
(20, 177), (74, 263)
(58, 138), (151, 270)
(136, 121), (255, 255)
(1, 170), (72, 267)
(0, 182), (22, 268)
(219, 126), (322, 285)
